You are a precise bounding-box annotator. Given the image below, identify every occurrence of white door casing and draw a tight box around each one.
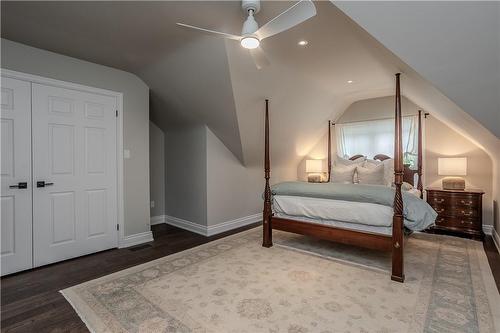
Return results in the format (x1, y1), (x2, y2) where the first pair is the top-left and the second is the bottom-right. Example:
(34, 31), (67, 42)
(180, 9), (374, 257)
(32, 83), (118, 266)
(1, 77), (33, 275)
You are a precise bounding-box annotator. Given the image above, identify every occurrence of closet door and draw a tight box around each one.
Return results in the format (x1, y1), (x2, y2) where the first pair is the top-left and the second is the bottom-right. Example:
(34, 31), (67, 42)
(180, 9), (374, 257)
(1, 77), (33, 275)
(32, 83), (118, 267)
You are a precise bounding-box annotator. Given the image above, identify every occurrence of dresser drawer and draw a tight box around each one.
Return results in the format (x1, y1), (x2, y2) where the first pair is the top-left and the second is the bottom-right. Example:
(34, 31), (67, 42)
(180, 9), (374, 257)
(431, 205), (479, 219)
(435, 216), (480, 231)
(428, 192), (480, 208)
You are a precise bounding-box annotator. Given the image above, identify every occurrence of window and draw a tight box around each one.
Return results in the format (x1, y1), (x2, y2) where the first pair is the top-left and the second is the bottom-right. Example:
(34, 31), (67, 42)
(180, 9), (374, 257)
(336, 116), (418, 169)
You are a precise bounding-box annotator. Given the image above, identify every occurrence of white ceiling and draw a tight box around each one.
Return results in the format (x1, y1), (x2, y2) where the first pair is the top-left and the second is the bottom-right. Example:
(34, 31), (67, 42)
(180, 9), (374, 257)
(335, 1), (500, 139)
(2, 1), (495, 173)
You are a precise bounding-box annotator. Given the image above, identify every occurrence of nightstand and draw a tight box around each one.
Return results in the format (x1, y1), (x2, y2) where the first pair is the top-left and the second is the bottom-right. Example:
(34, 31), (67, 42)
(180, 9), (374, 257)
(426, 188), (484, 240)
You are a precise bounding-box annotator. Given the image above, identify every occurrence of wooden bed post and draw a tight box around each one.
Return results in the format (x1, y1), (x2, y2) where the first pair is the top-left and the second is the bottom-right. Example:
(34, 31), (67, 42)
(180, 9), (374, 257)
(392, 73), (405, 283)
(417, 110), (423, 198)
(263, 99), (273, 248)
(327, 121), (332, 182)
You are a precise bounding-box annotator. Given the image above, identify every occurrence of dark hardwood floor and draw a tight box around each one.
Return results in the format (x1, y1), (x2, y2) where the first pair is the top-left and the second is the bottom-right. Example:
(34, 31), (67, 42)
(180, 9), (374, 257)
(0, 223), (259, 333)
(1, 224), (499, 333)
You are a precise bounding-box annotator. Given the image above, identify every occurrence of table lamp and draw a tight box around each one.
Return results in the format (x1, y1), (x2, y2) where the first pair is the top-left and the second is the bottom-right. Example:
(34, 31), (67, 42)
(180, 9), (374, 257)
(438, 157), (467, 190)
(306, 159), (324, 183)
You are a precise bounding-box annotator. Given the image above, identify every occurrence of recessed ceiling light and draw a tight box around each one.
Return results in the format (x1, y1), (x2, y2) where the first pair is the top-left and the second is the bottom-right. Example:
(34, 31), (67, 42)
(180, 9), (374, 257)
(298, 40), (308, 46)
(347, 80), (353, 84)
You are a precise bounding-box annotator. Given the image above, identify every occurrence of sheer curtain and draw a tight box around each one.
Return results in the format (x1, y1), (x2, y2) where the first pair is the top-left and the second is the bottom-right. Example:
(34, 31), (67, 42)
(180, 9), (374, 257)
(336, 116), (418, 168)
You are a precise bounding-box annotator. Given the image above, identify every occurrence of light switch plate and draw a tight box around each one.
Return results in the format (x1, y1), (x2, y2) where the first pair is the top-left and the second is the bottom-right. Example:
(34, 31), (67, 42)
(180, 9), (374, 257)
(124, 149), (131, 159)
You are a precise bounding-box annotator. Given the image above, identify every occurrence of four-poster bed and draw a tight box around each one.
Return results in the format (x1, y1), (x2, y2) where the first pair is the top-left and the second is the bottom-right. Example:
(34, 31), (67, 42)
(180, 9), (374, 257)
(262, 73), (433, 283)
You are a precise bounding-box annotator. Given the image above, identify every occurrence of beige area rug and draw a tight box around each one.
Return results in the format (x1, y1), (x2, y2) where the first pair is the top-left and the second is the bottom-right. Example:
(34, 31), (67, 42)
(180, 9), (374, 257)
(62, 228), (500, 333)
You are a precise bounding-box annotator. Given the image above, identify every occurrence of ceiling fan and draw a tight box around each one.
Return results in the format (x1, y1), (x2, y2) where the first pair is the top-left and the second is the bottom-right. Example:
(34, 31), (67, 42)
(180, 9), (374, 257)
(177, 0), (316, 69)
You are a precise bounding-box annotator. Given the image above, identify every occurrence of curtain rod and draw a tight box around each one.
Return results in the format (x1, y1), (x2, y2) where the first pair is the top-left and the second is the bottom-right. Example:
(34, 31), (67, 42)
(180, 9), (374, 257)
(333, 114), (418, 126)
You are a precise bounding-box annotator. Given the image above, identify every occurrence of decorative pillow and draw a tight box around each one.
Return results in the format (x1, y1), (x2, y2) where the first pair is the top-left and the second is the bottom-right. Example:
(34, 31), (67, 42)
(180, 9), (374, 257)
(382, 158), (395, 187)
(356, 164), (385, 185)
(401, 182), (414, 191)
(363, 159), (382, 169)
(330, 165), (356, 184)
(335, 155), (365, 166)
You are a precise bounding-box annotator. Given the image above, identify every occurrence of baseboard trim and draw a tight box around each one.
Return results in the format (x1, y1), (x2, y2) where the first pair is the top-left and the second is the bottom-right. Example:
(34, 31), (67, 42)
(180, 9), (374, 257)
(163, 213), (261, 237)
(119, 231), (154, 248)
(150, 215), (166, 225)
(492, 228), (500, 254)
(206, 213), (261, 236)
(165, 215), (207, 236)
(483, 225), (493, 235)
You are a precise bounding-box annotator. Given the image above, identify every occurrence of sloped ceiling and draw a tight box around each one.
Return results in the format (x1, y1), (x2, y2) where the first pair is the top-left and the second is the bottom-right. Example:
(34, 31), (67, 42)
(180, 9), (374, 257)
(2, 1), (496, 175)
(334, 1), (500, 139)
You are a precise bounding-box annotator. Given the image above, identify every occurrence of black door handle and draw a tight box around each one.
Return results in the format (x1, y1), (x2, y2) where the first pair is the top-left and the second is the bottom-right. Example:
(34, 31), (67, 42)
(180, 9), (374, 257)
(37, 181), (54, 188)
(9, 182), (27, 189)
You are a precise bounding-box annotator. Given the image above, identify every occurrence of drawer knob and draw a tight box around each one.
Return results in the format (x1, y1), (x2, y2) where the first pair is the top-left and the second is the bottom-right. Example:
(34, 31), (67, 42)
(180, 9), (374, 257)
(461, 210), (473, 216)
(460, 200), (473, 205)
(434, 198), (445, 203)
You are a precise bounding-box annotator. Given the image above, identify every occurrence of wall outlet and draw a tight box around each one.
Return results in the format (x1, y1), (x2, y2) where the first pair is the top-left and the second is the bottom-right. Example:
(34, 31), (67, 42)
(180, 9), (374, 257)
(124, 149), (131, 159)
(150, 201), (155, 208)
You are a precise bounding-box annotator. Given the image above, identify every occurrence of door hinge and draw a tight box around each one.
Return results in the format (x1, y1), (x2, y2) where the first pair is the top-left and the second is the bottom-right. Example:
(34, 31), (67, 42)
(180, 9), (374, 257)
(117, 224), (120, 231)
(115, 110), (118, 117)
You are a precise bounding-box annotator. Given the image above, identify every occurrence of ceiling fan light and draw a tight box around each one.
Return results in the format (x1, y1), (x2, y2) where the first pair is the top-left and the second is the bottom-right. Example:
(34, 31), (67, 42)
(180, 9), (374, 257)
(240, 36), (260, 49)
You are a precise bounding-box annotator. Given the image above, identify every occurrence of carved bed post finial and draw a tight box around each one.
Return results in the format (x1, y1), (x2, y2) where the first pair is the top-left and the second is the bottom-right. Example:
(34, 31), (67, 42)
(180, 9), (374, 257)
(392, 73), (405, 283)
(417, 110), (423, 198)
(327, 120), (332, 182)
(263, 99), (273, 248)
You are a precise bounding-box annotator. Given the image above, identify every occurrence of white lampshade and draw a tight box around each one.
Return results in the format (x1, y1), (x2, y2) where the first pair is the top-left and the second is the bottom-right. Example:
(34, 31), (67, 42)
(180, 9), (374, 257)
(438, 157), (467, 176)
(306, 159), (323, 173)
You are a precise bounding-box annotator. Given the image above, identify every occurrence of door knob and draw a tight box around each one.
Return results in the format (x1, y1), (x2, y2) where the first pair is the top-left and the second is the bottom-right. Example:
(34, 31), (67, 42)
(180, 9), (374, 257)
(9, 182), (28, 189)
(37, 181), (54, 188)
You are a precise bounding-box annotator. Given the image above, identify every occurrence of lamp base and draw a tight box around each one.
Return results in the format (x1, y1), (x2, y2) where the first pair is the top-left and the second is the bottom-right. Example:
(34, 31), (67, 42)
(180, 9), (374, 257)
(308, 174), (322, 183)
(442, 177), (465, 190)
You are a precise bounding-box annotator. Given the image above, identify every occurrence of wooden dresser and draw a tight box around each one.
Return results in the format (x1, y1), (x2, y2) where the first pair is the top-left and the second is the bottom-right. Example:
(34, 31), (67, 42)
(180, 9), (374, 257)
(426, 188), (484, 240)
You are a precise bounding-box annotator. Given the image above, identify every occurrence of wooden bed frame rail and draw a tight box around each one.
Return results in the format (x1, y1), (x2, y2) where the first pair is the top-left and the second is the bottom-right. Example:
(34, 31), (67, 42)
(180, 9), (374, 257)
(262, 73), (422, 282)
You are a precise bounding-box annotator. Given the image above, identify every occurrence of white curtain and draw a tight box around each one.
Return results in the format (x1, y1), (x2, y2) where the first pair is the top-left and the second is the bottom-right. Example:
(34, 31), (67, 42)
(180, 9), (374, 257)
(336, 116), (418, 168)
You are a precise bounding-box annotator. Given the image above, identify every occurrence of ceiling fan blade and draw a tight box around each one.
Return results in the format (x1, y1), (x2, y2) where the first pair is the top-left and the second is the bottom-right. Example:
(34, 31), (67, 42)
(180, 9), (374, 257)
(255, 0), (316, 40)
(249, 47), (270, 70)
(176, 23), (241, 41)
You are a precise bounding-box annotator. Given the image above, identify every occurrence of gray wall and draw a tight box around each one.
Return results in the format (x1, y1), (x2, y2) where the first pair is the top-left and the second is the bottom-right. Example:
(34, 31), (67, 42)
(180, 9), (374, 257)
(1, 39), (150, 237)
(165, 125), (207, 226)
(206, 127), (261, 226)
(149, 121), (165, 218)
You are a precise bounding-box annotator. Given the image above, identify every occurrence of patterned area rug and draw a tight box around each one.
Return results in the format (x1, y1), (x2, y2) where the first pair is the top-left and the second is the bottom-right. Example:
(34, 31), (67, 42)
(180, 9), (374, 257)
(62, 228), (500, 333)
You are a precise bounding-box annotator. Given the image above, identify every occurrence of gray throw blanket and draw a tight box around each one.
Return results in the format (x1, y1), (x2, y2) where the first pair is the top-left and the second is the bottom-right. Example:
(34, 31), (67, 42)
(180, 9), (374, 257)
(270, 182), (437, 231)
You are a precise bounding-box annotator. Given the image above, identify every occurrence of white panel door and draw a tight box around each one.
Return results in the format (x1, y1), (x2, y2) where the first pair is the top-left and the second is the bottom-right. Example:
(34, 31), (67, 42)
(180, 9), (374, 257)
(1, 77), (33, 275)
(32, 83), (117, 266)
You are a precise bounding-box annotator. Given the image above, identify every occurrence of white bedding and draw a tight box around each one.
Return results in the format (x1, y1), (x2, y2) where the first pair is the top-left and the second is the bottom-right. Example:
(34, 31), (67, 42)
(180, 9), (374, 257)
(273, 195), (394, 227)
(272, 187), (422, 231)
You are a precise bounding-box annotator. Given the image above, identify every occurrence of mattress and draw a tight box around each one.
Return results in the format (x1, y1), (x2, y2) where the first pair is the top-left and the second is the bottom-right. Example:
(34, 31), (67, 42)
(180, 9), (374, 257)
(273, 195), (394, 228)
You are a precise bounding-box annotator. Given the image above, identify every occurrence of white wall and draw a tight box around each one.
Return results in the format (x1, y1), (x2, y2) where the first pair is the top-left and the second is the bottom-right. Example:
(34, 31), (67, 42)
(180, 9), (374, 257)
(299, 96), (494, 228)
(425, 115), (493, 227)
(1, 39), (150, 237)
(165, 125), (207, 226)
(206, 127), (261, 227)
(149, 121), (165, 218)
(334, 0), (500, 238)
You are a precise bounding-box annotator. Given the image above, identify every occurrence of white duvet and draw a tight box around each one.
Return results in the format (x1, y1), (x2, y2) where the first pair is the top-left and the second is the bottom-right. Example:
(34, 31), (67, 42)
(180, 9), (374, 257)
(273, 188), (421, 228)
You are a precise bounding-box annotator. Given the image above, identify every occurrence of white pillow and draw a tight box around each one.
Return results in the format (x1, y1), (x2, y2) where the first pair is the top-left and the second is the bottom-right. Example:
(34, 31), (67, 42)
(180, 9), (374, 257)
(382, 158), (395, 187)
(330, 165), (356, 184)
(335, 155), (365, 166)
(364, 159), (382, 169)
(357, 164), (385, 185)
